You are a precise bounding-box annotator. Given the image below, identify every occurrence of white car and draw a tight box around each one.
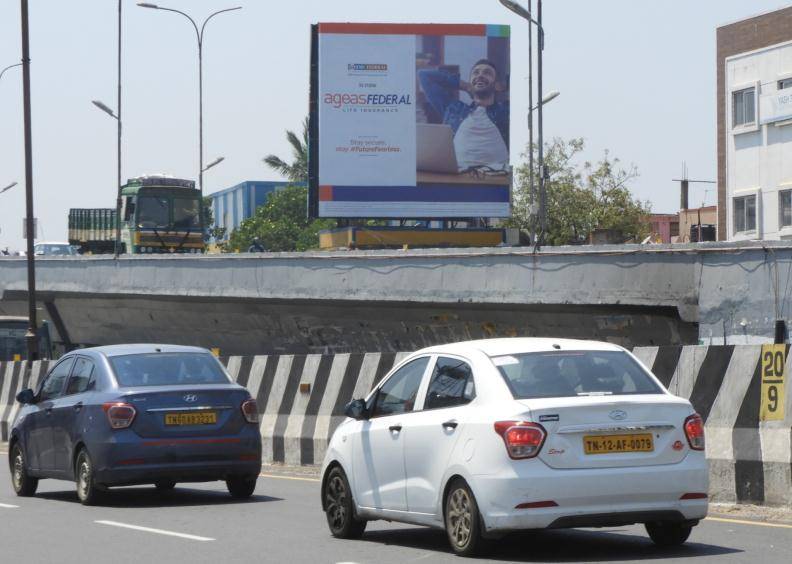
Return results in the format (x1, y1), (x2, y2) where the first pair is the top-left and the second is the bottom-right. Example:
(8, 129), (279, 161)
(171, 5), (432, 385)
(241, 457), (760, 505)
(33, 241), (77, 256)
(320, 338), (708, 556)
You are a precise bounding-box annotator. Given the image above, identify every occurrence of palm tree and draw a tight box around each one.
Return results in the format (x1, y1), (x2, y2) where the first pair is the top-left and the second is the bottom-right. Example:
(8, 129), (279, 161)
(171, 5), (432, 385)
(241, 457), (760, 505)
(263, 117), (308, 183)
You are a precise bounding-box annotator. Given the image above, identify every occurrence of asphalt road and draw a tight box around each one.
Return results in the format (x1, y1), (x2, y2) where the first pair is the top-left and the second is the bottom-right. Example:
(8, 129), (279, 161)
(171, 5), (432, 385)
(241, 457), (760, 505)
(1, 456), (791, 563)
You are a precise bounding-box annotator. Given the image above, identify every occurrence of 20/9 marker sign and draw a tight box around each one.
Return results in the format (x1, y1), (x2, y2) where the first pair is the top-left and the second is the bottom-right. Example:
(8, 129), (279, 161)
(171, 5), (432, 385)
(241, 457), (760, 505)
(760, 344), (786, 421)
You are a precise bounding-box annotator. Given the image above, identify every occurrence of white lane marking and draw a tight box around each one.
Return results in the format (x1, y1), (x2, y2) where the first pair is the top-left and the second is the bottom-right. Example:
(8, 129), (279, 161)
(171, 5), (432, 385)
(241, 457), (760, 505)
(259, 472), (319, 483)
(0, 503), (20, 509)
(95, 520), (215, 541)
(706, 516), (792, 530)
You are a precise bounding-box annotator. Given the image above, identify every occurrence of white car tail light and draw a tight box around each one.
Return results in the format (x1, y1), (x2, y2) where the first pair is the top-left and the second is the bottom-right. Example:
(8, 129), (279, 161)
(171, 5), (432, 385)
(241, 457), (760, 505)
(494, 421), (546, 459)
(684, 414), (705, 451)
(103, 402), (136, 429)
(241, 398), (259, 424)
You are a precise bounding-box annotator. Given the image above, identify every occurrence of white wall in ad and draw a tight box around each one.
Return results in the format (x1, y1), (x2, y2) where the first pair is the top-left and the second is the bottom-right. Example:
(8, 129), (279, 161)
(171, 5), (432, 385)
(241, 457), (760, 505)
(442, 36), (487, 105)
(318, 34), (416, 187)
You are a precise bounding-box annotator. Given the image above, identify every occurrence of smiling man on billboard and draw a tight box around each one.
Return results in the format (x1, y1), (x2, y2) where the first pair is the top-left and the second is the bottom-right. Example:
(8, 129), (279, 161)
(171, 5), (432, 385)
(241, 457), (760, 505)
(418, 59), (510, 171)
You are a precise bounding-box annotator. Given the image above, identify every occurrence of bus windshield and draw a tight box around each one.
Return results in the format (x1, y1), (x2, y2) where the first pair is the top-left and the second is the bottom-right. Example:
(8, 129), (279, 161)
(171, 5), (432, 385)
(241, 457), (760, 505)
(0, 325), (27, 360)
(173, 198), (201, 228)
(0, 320), (53, 361)
(137, 196), (170, 228)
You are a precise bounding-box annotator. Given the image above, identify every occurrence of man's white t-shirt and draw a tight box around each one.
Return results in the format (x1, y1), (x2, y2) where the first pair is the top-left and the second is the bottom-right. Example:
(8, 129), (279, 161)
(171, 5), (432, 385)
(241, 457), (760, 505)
(453, 105), (509, 170)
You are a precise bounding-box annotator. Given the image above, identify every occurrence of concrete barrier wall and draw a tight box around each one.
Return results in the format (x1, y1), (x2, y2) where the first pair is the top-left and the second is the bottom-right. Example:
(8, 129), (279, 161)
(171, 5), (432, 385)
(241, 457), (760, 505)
(2, 346), (790, 507)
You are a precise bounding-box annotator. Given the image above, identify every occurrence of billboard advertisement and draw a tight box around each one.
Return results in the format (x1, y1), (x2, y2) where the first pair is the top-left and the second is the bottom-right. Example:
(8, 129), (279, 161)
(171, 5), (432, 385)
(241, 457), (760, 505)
(309, 23), (511, 218)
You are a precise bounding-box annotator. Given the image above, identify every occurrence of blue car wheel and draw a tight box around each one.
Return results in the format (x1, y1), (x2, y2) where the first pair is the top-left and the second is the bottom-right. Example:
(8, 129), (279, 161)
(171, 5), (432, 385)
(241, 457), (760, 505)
(11, 443), (38, 497)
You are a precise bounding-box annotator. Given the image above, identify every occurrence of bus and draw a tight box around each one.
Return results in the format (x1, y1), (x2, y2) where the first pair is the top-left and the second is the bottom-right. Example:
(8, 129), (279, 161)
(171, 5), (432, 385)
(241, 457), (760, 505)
(0, 317), (55, 361)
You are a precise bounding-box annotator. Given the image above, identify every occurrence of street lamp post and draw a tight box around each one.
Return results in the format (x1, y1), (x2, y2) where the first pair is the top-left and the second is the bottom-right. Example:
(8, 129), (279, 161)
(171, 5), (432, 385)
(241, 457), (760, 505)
(20, 0), (38, 360)
(137, 3), (241, 219)
(91, 98), (122, 257)
(498, 0), (548, 243)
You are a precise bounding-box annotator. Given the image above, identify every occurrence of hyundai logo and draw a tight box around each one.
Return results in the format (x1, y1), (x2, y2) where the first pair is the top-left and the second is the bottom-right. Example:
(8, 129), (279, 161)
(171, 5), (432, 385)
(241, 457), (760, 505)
(183, 394), (198, 403)
(609, 410), (627, 421)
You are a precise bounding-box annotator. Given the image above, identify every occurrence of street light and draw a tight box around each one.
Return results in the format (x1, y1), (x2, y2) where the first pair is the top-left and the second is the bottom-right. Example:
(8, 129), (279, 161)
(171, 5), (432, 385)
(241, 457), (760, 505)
(530, 90), (559, 112)
(137, 2), (241, 221)
(1, 181), (18, 194)
(0, 62), (23, 83)
(497, 0), (548, 244)
(203, 156), (225, 172)
(92, 97), (123, 257)
(92, 99), (117, 118)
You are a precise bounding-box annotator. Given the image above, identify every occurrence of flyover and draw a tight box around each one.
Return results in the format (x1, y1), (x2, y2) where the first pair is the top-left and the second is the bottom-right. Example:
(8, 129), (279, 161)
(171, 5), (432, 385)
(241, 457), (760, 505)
(0, 240), (788, 354)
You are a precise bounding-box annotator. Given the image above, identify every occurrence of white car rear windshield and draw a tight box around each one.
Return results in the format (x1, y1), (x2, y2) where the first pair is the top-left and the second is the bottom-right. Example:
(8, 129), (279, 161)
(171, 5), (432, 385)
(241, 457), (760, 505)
(492, 350), (662, 399)
(110, 352), (230, 387)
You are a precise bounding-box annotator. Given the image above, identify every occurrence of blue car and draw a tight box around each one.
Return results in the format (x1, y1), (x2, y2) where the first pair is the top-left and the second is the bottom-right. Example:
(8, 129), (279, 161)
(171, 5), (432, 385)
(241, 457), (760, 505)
(9, 344), (262, 505)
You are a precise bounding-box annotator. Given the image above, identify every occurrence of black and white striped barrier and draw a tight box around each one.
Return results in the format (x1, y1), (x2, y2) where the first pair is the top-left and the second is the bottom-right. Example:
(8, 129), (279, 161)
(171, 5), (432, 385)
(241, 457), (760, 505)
(1, 346), (789, 507)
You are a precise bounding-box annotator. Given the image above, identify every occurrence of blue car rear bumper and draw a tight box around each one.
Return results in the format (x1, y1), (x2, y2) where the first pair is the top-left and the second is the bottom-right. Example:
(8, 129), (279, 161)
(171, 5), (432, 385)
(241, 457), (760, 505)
(89, 427), (262, 487)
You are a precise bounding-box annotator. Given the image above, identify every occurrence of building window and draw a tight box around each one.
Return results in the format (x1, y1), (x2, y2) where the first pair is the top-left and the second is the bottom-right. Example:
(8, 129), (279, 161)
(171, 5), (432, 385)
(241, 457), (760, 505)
(779, 78), (792, 90)
(780, 190), (792, 229)
(733, 195), (757, 233)
(732, 87), (756, 127)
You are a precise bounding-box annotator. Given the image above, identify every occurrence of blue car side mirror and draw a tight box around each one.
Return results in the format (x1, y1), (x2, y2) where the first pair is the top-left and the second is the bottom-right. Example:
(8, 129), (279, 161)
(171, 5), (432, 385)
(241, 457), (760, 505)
(16, 388), (35, 404)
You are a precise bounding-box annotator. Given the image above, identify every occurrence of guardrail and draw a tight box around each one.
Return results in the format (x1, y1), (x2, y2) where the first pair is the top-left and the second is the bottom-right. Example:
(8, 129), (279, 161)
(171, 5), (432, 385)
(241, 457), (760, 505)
(1, 345), (789, 506)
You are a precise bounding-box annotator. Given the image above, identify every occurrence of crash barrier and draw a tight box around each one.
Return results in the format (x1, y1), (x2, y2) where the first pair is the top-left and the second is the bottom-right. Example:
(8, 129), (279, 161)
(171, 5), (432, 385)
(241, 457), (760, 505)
(0, 345), (789, 506)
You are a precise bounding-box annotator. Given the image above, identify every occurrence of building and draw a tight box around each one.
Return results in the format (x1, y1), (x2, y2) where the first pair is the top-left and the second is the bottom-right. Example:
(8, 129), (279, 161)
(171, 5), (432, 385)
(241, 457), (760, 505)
(208, 180), (293, 238)
(718, 7), (792, 241)
(648, 213), (679, 244)
(678, 206), (717, 243)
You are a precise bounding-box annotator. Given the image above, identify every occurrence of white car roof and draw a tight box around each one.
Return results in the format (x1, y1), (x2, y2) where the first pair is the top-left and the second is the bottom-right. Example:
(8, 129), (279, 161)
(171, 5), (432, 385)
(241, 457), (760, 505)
(417, 338), (625, 358)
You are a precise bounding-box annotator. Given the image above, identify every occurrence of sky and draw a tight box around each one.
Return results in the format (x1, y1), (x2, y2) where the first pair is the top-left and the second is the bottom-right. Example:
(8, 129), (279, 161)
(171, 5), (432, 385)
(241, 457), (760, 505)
(0, 0), (790, 250)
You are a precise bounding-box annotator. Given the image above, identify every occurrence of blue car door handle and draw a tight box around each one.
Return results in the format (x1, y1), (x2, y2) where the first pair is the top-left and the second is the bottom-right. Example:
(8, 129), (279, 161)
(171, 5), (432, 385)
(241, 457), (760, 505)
(73, 402), (83, 412)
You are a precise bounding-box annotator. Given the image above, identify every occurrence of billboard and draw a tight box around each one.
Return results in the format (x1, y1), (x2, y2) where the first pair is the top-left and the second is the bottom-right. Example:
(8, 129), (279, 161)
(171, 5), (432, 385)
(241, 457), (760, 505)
(309, 23), (511, 218)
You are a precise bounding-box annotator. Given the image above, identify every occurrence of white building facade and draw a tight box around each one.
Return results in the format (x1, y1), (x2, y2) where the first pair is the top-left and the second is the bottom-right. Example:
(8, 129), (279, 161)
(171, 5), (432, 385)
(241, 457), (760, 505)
(723, 16), (792, 241)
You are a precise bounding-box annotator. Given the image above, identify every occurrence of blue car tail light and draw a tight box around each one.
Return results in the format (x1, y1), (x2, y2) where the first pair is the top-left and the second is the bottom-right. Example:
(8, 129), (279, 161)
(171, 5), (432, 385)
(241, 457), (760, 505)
(103, 402), (137, 429)
(241, 399), (259, 424)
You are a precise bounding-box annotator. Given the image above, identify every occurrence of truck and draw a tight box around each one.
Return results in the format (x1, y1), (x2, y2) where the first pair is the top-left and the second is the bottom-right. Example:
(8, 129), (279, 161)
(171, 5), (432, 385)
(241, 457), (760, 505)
(68, 175), (205, 254)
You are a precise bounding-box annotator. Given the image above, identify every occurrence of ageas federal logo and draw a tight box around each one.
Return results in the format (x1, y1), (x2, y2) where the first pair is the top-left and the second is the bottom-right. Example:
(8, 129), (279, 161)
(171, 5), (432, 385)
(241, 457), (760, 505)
(323, 92), (412, 109)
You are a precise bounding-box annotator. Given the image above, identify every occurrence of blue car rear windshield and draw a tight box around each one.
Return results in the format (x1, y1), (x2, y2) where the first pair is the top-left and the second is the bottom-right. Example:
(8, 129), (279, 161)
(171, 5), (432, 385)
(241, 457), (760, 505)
(110, 352), (230, 387)
(492, 350), (662, 399)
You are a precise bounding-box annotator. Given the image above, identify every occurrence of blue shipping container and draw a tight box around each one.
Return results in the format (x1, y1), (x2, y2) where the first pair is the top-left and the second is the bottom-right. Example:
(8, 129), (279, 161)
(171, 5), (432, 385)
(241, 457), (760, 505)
(208, 180), (299, 239)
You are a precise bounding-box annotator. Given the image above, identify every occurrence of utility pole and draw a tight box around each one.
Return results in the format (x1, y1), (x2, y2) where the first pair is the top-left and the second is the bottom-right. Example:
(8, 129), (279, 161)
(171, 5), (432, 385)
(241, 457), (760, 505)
(537, 0), (546, 242)
(116, 0), (123, 257)
(20, 0), (38, 360)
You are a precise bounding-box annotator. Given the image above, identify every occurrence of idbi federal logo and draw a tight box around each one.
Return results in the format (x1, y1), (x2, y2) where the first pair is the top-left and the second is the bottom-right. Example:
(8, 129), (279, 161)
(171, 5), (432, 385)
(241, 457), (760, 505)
(347, 63), (388, 75)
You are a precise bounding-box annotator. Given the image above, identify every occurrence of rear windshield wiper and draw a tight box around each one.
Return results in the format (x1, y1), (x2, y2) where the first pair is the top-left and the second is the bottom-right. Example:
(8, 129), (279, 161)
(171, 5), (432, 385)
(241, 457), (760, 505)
(577, 391), (613, 396)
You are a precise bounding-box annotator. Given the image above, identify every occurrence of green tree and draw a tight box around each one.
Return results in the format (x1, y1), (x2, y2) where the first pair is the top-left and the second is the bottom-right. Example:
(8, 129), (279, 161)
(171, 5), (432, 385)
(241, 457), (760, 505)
(509, 138), (651, 245)
(263, 117), (309, 183)
(227, 185), (333, 252)
(202, 196), (226, 242)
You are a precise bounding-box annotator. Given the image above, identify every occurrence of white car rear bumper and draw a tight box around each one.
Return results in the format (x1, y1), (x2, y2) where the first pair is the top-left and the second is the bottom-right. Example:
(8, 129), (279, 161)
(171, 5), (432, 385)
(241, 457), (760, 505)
(472, 454), (708, 532)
